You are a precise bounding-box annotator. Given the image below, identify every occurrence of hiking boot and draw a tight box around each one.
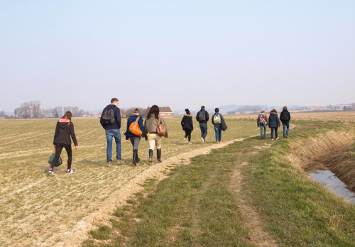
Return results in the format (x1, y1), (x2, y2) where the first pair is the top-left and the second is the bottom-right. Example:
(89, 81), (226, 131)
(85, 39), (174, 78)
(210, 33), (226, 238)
(107, 161), (112, 167)
(66, 169), (75, 174)
(135, 150), (140, 163)
(48, 170), (54, 176)
(157, 148), (162, 163)
(117, 159), (124, 165)
(148, 149), (153, 164)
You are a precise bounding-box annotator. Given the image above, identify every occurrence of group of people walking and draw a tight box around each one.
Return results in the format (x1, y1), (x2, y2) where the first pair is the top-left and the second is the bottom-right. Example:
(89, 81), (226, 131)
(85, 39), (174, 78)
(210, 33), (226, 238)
(48, 98), (290, 175)
(257, 106), (291, 140)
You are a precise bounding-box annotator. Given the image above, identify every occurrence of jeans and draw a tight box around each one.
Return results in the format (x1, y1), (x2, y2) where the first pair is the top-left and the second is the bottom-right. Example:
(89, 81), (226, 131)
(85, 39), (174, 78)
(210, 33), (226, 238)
(105, 129), (121, 162)
(214, 125), (222, 142)
(199, 122), (207, 141)
(259, 123), (267, 137)
(270, 127), (278, 139)
(283, 122), (290, 137)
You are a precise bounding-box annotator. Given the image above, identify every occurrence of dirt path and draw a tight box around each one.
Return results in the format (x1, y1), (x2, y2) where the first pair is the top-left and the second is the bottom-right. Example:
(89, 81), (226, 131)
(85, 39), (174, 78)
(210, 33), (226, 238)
(47, 138), (247, 246)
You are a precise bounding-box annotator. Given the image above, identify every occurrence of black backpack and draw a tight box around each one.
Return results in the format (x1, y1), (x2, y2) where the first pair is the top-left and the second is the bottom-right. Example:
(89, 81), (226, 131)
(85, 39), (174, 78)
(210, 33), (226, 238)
(198, 111), (206, 121)
(282, 111), (290, 121)
(102, 106), (115, 125)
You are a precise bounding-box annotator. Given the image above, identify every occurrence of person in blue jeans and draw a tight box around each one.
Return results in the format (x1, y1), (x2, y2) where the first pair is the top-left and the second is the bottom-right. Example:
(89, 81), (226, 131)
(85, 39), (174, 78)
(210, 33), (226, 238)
(268, 109), (281, 140)
(212, 108), (225, 143)
(280, 106), (291, 138)
(196, 106), (209, 143)
(257, 110), (268, 140)
(100, 98), (124, 166)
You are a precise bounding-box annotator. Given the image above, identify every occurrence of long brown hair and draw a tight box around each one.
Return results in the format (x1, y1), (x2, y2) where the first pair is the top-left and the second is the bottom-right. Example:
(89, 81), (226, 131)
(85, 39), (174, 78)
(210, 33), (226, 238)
(62, 111), (72, 120)
(147, 105), (159, 119)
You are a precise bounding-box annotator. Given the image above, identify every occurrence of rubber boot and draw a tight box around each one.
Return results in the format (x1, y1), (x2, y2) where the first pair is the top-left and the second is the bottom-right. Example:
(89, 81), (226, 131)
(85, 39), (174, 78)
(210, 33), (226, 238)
(132, 149), (137, 166)
(148, 149), (153, 164)
(135, 149), (140, 163)
(157, 148), (162, 163)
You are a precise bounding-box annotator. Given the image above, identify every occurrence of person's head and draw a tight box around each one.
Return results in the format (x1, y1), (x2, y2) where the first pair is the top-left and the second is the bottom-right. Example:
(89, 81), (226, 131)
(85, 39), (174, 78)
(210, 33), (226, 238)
(134, 108), (139, 114)
(201, 106), (205, 110)
(261, 110), (265, 113)
(283, 106), (288, 110)
(147, 105), (159, 119)
(62, 111), (72, 120)
(111, 98), (119, 107)
(215, 108), (219, 113)
(185, 108), (190, 115)
(271, 109), (277, 113)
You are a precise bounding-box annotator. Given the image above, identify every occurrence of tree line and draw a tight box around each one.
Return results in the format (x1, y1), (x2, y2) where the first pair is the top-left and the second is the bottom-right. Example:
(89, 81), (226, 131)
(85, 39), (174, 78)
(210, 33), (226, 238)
(13, 101), (89, 119)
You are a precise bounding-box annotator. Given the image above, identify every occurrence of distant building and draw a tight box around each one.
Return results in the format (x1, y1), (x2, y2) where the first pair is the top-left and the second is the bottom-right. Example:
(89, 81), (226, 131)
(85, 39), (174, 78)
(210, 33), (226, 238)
(146, 106), (173, 118)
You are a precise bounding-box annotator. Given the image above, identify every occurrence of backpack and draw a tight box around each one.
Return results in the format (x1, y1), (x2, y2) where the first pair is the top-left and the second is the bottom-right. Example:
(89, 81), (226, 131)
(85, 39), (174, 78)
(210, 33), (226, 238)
(282, 111), (290, 121)
(102, 106), (115, 125)
(198, 111), (206, 121)
(259, 114), (266, 124)
(213, 113), (221, 124)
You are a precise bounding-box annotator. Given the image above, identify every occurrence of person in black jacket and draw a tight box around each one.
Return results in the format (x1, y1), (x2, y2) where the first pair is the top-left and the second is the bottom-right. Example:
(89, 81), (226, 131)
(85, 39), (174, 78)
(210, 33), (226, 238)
(280, 106), (291, 138)
(196, 106), (209, 143)
(49, 111), (78, 176)
(100, 98), (124, 166)
(181, 109), (193, 144)
(268, 109), (281, 140)
(124, 108), (145, 166)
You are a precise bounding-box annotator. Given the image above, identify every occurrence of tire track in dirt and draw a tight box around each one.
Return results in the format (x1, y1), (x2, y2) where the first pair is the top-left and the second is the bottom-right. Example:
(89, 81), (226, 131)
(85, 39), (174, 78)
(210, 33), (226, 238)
(45, 138), (247, 247)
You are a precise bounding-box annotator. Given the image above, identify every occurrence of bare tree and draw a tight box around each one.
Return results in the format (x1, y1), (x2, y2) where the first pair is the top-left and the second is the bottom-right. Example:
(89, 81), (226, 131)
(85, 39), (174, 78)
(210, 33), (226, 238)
(124, 107), (148, 117)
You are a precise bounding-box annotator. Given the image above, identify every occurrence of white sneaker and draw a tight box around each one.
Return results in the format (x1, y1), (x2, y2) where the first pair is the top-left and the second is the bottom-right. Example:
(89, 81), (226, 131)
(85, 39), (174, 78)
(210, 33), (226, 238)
(271, 139), (274, 140)
(66, 169), (75, 174)
(276, 137), (279, 140)
(48, 170), (54, 176)
(201, 137), (204, 143)
(184, 138), (187, 144)
(188, 142), (192, 144)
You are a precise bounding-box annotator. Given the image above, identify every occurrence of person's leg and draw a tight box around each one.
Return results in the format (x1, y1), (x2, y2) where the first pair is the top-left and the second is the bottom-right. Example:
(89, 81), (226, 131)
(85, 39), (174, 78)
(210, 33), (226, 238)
(283, 123), (286, 138)
(63, 144), (73, 170)
(200, 123), (207, 142)
(263, 123), (267, 138)
(286, 122), (290, 137)
(155, 135), (162, 162)
(260, 125), (263, 138)
(113, 129), (122, 160)
(275, 127), (278, 139)
(105, 130), (113, 162)
(50, 144), (64, 170)
(218, 125), (222, 142)
(186, 130), (191, 142)
(214, 125), (219, 142)
(134, 137), (141, 162)
(271, 128), (274, 139)
(148, 134), (156, 163)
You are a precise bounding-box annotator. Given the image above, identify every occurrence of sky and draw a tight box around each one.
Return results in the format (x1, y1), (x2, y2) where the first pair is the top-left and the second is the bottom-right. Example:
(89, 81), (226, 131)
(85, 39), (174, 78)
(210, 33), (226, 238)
(1, 0), (355, 113)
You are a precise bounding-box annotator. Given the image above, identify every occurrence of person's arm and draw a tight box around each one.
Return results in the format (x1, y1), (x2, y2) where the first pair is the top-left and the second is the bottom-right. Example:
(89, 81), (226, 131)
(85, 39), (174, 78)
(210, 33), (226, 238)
(206, 111), (209, 122)
(162, 117), (168, 138)
(190, 117), (193, 130)
(70, 122), (78, 147)
(117, 108), (121, 129)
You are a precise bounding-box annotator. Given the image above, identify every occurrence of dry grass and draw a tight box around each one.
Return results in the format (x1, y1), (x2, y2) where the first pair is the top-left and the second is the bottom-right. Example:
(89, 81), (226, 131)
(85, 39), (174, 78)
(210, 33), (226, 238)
(0, 117), (255, 246)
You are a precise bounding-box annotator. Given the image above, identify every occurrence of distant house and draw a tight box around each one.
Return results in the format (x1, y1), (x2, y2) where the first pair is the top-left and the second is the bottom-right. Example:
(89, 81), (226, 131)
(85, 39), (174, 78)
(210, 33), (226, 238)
(146, 106), (173, 118)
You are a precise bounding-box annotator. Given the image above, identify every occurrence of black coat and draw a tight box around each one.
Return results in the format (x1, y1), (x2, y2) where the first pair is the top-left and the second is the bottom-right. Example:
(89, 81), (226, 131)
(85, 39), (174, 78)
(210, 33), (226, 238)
(280, 110), (291, 123)
(181, 115), (193, 131)
(53, 120), (78, 146)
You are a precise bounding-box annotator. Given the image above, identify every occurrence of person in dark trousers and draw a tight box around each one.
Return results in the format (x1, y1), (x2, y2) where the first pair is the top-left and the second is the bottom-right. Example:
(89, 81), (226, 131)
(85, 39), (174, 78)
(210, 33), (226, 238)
(196, 106), (209, 143)
(268, 109), (281, 140)
(211, 108), (225, 143)
(124, 108), (145, 166)
(49, 111), (78, 176)
(100, 98), (124, 166)
(280, 106), (291, 138)
(181, 108), (193, 144)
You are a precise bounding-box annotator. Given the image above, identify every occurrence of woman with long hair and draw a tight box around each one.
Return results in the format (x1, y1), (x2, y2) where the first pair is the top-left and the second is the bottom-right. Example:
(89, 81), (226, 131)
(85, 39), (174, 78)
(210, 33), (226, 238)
(49, 111), (78, 176)
(181, 108), (193, 144)
(144, 105), (168, 163)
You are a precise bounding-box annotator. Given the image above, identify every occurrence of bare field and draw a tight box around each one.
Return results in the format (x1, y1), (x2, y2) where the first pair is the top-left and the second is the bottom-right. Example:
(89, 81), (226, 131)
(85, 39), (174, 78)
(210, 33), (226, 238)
(0, 117), (256, 246)
(226, 111), (355, 122)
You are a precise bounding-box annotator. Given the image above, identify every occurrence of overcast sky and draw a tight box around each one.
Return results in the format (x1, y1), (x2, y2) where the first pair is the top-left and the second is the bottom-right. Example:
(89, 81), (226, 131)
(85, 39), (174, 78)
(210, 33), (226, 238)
(1, 1), (354, 112)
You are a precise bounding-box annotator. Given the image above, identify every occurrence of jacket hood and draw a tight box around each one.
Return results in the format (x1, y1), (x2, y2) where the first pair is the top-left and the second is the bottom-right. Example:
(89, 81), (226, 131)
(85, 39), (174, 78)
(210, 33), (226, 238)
(58, 118), (70, 129)
(270, 111), (277, 115)
(184, 114), (192, 117)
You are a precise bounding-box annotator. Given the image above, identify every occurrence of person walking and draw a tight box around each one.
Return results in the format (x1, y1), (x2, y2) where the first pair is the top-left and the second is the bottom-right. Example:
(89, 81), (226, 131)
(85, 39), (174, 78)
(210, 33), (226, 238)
(49, 111), (78, 176)
(280, 106), (291, 138)
(257, 110), (268, 139)
(196, 106), (209, 143)
(268, 109), (281, 140)
(144, 105), (168, 163)
(211, 108), (225, 143)
(124, 108), (145, 166)
(100, 98), (124, 166)
(181, 108), (193, 144)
